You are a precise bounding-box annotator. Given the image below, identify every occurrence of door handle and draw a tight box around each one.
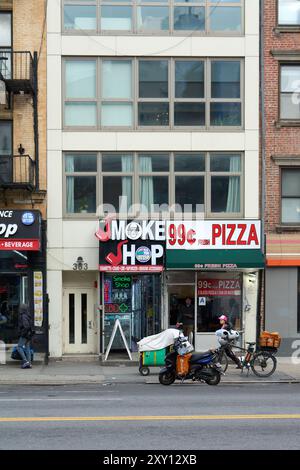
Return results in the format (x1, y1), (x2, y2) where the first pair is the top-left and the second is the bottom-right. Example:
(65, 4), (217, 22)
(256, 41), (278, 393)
(88, 320), (93, 329)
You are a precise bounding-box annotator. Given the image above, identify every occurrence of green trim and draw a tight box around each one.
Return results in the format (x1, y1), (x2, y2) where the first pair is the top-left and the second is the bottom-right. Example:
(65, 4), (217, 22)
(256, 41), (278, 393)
(166, 249), (265, 269)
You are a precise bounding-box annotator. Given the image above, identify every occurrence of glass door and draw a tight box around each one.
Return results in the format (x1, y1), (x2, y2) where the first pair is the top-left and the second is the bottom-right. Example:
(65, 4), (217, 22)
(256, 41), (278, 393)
(63, 288), (96, 354)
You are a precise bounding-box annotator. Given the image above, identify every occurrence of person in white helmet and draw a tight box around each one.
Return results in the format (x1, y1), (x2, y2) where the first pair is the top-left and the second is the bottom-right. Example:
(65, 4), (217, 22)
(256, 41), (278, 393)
(218, 314), (242, 369)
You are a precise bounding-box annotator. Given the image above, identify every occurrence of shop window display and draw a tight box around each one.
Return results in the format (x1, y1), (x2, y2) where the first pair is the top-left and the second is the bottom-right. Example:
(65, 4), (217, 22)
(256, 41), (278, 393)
(103, 274), (161, 351)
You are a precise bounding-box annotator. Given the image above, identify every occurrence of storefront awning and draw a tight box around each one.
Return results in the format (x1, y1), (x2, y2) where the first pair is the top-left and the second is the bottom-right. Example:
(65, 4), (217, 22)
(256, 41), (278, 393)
(266, 234), (300, 266)
(166, 249), (264, 270)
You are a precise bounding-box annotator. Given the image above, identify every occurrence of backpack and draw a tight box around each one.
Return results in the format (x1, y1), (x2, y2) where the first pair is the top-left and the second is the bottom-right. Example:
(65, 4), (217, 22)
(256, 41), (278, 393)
(11, 345), (34, 362)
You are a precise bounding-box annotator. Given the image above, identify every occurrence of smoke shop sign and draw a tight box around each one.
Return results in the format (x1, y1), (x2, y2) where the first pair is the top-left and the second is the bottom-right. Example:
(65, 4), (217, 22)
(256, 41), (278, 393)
(0, 210), (41, 251)
(97, 220), (165, 272)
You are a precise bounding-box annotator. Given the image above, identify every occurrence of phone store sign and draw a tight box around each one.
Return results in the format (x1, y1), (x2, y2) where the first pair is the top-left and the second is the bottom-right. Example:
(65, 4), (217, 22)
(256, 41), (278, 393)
(166, 221), (261, 250)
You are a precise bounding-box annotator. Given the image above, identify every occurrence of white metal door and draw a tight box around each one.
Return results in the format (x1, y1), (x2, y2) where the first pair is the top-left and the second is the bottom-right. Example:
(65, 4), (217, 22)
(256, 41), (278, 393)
(63, 289), (96, 354)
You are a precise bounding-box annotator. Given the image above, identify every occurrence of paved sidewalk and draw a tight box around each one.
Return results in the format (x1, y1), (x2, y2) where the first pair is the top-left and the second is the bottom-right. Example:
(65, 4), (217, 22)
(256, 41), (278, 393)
(0, 357), (300, 385)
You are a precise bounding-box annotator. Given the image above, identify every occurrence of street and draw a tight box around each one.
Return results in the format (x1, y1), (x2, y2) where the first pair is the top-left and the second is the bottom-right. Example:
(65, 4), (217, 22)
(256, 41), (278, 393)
(0, 383), (300, 450)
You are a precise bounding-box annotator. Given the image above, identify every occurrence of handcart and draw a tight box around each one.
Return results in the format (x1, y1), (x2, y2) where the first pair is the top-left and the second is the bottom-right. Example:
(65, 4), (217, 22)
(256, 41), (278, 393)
(139, 347), (171, 376)
(137, 328), (181, 376)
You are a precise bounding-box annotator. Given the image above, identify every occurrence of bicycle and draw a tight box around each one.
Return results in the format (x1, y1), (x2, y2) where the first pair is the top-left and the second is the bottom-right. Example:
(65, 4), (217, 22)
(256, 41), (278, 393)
(216, 341), (277, 378)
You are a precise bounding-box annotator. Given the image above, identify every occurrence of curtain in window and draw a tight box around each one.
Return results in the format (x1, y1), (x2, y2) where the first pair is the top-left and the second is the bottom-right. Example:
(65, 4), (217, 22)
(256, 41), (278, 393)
(121, 155), (132, 212)
(66, 157), (75, 213)
(139, 156), (154, 211)
(226, 155), (240, 212)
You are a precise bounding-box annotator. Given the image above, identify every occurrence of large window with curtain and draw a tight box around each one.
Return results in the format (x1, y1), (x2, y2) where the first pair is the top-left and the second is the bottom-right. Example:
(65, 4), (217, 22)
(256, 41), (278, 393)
(63, 57), (243, 129)
(62, 0), (243, 34)
(64, 152), (243, 216)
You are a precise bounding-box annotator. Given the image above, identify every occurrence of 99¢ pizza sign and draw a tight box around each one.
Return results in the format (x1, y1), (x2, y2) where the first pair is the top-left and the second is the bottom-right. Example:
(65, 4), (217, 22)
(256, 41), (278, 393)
(166, 221), (261, 250)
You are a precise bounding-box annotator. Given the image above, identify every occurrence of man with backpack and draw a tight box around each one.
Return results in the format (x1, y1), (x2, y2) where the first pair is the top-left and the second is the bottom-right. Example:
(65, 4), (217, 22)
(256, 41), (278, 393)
(17, 304), (34, 369)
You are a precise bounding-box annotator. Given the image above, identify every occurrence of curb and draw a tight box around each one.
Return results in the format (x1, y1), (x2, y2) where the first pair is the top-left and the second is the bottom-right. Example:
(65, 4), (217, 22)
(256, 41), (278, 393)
(0, 378), (299, 386)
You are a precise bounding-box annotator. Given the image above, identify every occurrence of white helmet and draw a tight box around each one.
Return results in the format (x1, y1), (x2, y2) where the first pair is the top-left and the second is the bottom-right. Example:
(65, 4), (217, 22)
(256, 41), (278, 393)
(228, 330), (239, 341)
(216, 329), (230, 346)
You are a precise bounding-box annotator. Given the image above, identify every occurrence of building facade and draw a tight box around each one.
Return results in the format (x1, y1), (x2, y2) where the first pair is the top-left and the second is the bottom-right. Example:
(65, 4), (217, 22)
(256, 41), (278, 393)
(264, 0), (300, 354)
(0, 0), (47, 356)
(47, 0), (262, 358)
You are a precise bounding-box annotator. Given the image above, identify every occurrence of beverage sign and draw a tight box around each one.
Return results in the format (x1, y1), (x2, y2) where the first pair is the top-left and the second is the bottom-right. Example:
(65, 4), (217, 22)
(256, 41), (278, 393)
(97, 220), (165, 273)
(198, 279), (241, 296)
(166, 221), (261, 250)
(0, 210), (41, 251)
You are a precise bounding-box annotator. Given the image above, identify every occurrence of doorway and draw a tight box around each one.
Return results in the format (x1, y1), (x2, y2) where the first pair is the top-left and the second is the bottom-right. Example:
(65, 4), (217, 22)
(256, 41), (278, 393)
(63, 288), (96, 354)
(168, 284), (195, 340)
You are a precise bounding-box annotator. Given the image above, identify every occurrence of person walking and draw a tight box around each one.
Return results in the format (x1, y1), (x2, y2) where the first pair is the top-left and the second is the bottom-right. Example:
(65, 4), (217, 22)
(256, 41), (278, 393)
(17, 304), (34, 369)
(218, 314), (242, 369)
(177, 297), (194, 340)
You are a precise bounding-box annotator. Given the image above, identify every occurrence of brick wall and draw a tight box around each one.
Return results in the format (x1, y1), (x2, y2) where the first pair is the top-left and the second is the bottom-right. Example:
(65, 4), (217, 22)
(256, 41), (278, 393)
(0, 0), (46, 218)
(264, 0), (300, 233)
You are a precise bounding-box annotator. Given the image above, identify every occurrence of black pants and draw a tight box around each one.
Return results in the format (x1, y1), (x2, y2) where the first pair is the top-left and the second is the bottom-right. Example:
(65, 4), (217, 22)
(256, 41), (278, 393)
(220, 345), (241, 367)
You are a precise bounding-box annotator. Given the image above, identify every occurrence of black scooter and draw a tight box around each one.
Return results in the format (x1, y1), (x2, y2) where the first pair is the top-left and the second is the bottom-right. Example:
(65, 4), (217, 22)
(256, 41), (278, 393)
(159, 335), (222, 386)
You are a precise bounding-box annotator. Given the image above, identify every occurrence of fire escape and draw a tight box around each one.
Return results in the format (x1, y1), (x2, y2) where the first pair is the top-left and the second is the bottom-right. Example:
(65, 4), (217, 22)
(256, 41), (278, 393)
(0, 50), (39, 203)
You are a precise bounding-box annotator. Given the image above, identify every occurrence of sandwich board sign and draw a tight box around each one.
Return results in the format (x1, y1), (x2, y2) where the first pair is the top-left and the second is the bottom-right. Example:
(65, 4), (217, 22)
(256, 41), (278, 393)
(104, 318), (132, 361)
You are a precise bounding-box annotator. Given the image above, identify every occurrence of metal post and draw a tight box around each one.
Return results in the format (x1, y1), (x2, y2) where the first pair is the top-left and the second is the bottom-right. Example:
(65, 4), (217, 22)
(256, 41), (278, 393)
(33, 51), (39, 190)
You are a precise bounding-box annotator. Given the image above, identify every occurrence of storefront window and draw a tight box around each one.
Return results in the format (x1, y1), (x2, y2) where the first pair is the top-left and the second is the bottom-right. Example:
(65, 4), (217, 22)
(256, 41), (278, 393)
(103, 274), (161, 351)
(0, 274), (28, 344)
(196, 272), (242, 332)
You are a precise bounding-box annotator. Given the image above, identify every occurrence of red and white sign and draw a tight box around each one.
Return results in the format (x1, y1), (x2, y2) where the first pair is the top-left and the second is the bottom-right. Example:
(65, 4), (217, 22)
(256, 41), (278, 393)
(0, 239), (40, 250)
(99, 265), (163, 273)
(198, 279), (241, 296)
(166, 221), (261, 250)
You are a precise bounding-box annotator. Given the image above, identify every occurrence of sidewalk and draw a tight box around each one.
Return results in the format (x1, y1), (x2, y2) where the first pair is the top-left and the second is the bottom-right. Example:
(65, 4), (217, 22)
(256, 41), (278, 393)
(1, 357), (300, 385)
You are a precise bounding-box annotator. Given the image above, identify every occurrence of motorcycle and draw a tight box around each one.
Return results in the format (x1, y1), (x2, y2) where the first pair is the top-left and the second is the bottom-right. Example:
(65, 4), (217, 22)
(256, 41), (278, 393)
(158, 334), (222, 386)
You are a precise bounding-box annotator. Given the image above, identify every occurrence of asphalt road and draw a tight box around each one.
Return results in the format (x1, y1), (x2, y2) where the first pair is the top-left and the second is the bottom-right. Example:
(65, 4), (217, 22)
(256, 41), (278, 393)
(0, 382), (300, 450)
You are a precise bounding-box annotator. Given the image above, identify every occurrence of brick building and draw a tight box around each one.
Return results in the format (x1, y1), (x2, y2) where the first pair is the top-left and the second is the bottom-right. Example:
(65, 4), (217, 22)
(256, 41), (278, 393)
(0, 0), (47, 357)
(263, 0), (300, 353)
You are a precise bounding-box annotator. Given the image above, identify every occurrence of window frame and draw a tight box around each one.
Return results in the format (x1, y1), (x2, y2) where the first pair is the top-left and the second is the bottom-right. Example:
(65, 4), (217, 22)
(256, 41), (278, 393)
(63, 153), (99, 217)
(0, 11), (12, 80)
(62, 0), (244, 36)
(280, 166), (300, 225)
(63, 151), (244, 218)
(277, 0), (300, 28)
(62, 56), (244, 131)
(279, 62), (300, 123)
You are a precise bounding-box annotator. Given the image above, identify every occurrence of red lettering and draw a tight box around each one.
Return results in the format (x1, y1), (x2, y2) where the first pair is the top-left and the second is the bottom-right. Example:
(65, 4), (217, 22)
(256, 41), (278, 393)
(227, 224), (236, 245)
(237, 224), (247, 245)
(212, 224), (221, 245)
(248, 224), (259, 246)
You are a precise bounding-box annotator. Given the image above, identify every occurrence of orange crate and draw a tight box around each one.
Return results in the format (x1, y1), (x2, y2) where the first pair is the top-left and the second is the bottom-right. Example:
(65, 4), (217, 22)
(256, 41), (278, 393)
(176, 353), (192, 376)
(259, 331), (281, 349)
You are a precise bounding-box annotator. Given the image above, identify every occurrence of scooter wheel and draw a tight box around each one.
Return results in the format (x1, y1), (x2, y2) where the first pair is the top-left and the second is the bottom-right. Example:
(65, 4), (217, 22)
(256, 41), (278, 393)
(205, 371), (221, 386)
(159, 371), (176, 385)
(139, 367), (150, 376)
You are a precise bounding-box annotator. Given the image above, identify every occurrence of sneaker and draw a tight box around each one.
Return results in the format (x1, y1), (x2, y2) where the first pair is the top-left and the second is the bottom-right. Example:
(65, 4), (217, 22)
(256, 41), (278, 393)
(21, 362), (31, 369)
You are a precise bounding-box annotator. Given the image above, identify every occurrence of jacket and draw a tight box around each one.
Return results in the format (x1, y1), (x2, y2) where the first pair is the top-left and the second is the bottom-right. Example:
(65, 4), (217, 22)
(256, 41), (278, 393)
(18, 305), (34, 339)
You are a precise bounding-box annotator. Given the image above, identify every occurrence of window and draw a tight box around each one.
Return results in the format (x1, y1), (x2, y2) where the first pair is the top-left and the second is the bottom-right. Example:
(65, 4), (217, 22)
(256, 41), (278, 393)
(280, 65), (300, 120)
(63, 57), (243, 129)
(65, 154), (97, 213)
(63, 0), (243, 34)
(278, 0), (300, 26)
(64, 152), (243, 216)
(64, 59), (97, 126)
(0, 12), (12, 79)
(0, 120), (12, 184)
(281, 168), (300, 223)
